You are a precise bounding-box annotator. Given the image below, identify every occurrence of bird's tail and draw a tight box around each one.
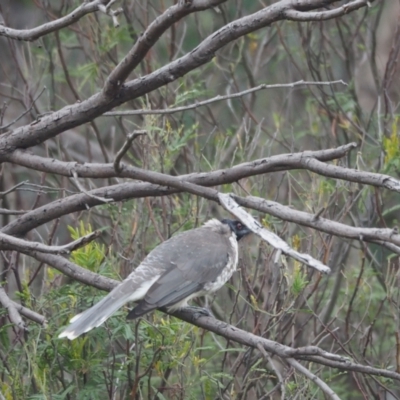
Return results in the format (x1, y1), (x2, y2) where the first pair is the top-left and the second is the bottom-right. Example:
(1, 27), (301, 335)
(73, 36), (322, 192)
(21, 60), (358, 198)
(58, 276), (159, 340)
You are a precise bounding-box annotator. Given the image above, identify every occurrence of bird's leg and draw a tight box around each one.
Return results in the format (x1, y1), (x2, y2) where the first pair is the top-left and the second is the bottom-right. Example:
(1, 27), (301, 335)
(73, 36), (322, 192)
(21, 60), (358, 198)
(183, 306), (213, 320)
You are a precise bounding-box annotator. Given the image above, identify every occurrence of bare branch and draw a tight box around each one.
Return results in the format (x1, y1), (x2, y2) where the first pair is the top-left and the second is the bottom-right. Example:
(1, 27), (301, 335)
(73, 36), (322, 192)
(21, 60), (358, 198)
(0, 181), (28, 197)
(27, 252), (116, 292)
(102, 0), (228, 96)
(70, 170), (113, 204)
(285, 0), (371, 22)
(104, 80), (347, 116)
(256, 343), (286, 399)
(172, 310), (400, 381)
(0, 208), (26, 215)
(5, 143), (357, 180)
(0, 87), (46, 131)
(234, 195), (400, 251)
(6, 142), (400, 255)
(0, 1), (102, 41)
(0, 285), (26, 330)
(113, 130), (147, 173)
(219, 193), (331, 274)
(97, 2), (123, 28)
(300, 157), (400, 193)
(286, 358), (341, 400)
(0, 230), (101, 255)
(9, 300), (47, 326)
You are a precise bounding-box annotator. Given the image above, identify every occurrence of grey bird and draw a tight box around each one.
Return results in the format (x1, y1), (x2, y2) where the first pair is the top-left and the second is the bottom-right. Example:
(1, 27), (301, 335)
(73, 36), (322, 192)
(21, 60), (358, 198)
(58, 219), (251, 340)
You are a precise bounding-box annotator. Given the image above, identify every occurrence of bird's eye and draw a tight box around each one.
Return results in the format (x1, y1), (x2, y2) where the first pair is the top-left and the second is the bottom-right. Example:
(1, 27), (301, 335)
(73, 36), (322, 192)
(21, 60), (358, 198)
(236, 223), (243, 230)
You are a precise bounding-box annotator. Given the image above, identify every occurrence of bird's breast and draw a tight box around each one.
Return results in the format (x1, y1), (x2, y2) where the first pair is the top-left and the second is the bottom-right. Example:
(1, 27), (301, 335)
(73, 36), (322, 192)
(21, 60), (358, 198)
(203, 233), (239, 293)
(203, 257), (236, 292)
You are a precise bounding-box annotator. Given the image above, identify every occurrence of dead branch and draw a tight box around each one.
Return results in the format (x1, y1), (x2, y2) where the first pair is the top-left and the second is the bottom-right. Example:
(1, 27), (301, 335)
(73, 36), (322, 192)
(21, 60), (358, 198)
(104, 80), (347, 116)
(0, 230), (102, 255)
(0, 285), (26, 330)
(219, 193), (331, 273)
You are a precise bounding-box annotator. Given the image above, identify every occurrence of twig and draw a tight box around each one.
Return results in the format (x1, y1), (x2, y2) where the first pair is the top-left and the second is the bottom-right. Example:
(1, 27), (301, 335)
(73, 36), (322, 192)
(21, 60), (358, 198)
(70, 169), (113, 204)
(285, 0), (371, 22)
(0, 101), (8, 126)
(0, 87), (46, 130)
(218, 193), (331, 274)
(0, 181), (28, 197)
(98, 2), (123, 28)
(104, 80), (347, 116)
(0, 230), (101, 255)
(9, 300), (47, 325)
(0, 0), (102, 41)
(113, 130), (147, 173)
(286, 358), (341, 400)
(257, 343), (285, 400)
(0, 208), (26, 215)
(0, 285), (26, 330)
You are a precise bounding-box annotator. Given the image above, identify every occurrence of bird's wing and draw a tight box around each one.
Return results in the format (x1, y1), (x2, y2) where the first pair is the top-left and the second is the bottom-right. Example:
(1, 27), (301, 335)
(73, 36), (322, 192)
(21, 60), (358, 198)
(127, 228), (233, 319)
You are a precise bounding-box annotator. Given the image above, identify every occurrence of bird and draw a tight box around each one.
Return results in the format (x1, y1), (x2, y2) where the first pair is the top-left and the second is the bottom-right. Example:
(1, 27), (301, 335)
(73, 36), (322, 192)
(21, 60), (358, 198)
(58, 218), (251, 340)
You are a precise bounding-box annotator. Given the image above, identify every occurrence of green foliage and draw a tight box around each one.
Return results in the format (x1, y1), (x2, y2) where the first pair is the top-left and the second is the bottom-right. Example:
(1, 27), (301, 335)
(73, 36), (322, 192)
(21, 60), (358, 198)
(290, 264), (309, 297)
(383, 116), (400, 171)
(68, 222), (105, 272)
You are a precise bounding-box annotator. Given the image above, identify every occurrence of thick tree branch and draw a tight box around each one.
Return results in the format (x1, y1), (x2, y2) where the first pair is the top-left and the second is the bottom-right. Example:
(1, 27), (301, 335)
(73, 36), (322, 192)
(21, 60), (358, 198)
(219, 193), (331, 273)
(0, 0), (373, 157)
(4, 143), (357, 180)
(103, 0), (228, 96)
(233, 195), (400, 252)
(9, 141), (400, 211)
(4, 143), (400, 259)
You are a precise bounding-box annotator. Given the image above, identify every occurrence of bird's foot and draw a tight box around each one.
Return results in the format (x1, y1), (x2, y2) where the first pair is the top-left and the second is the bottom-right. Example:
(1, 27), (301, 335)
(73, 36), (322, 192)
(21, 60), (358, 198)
(183, 306), (212, 321)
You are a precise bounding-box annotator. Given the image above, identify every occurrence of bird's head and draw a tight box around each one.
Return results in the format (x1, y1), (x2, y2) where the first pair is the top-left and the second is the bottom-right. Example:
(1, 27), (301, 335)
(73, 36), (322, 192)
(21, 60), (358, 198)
(221, 219), (252, 241)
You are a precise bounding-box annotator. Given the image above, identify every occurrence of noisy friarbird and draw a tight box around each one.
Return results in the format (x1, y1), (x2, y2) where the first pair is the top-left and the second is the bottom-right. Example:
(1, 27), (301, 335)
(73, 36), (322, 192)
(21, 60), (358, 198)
(58, 219), (251, 340)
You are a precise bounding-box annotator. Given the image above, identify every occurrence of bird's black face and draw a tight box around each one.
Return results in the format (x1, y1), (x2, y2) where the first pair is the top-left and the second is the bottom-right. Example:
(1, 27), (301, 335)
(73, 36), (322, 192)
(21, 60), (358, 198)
(221, 219), (252, 241)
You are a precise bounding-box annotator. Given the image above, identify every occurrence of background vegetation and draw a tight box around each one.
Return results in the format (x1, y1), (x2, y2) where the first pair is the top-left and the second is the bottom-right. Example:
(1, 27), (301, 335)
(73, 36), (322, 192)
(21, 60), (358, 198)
(0, 0), (399, 399)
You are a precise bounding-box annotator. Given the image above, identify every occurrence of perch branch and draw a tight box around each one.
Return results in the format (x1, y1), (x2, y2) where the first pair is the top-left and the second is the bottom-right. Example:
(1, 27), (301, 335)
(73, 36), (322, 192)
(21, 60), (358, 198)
(10, 250), (399, 383)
